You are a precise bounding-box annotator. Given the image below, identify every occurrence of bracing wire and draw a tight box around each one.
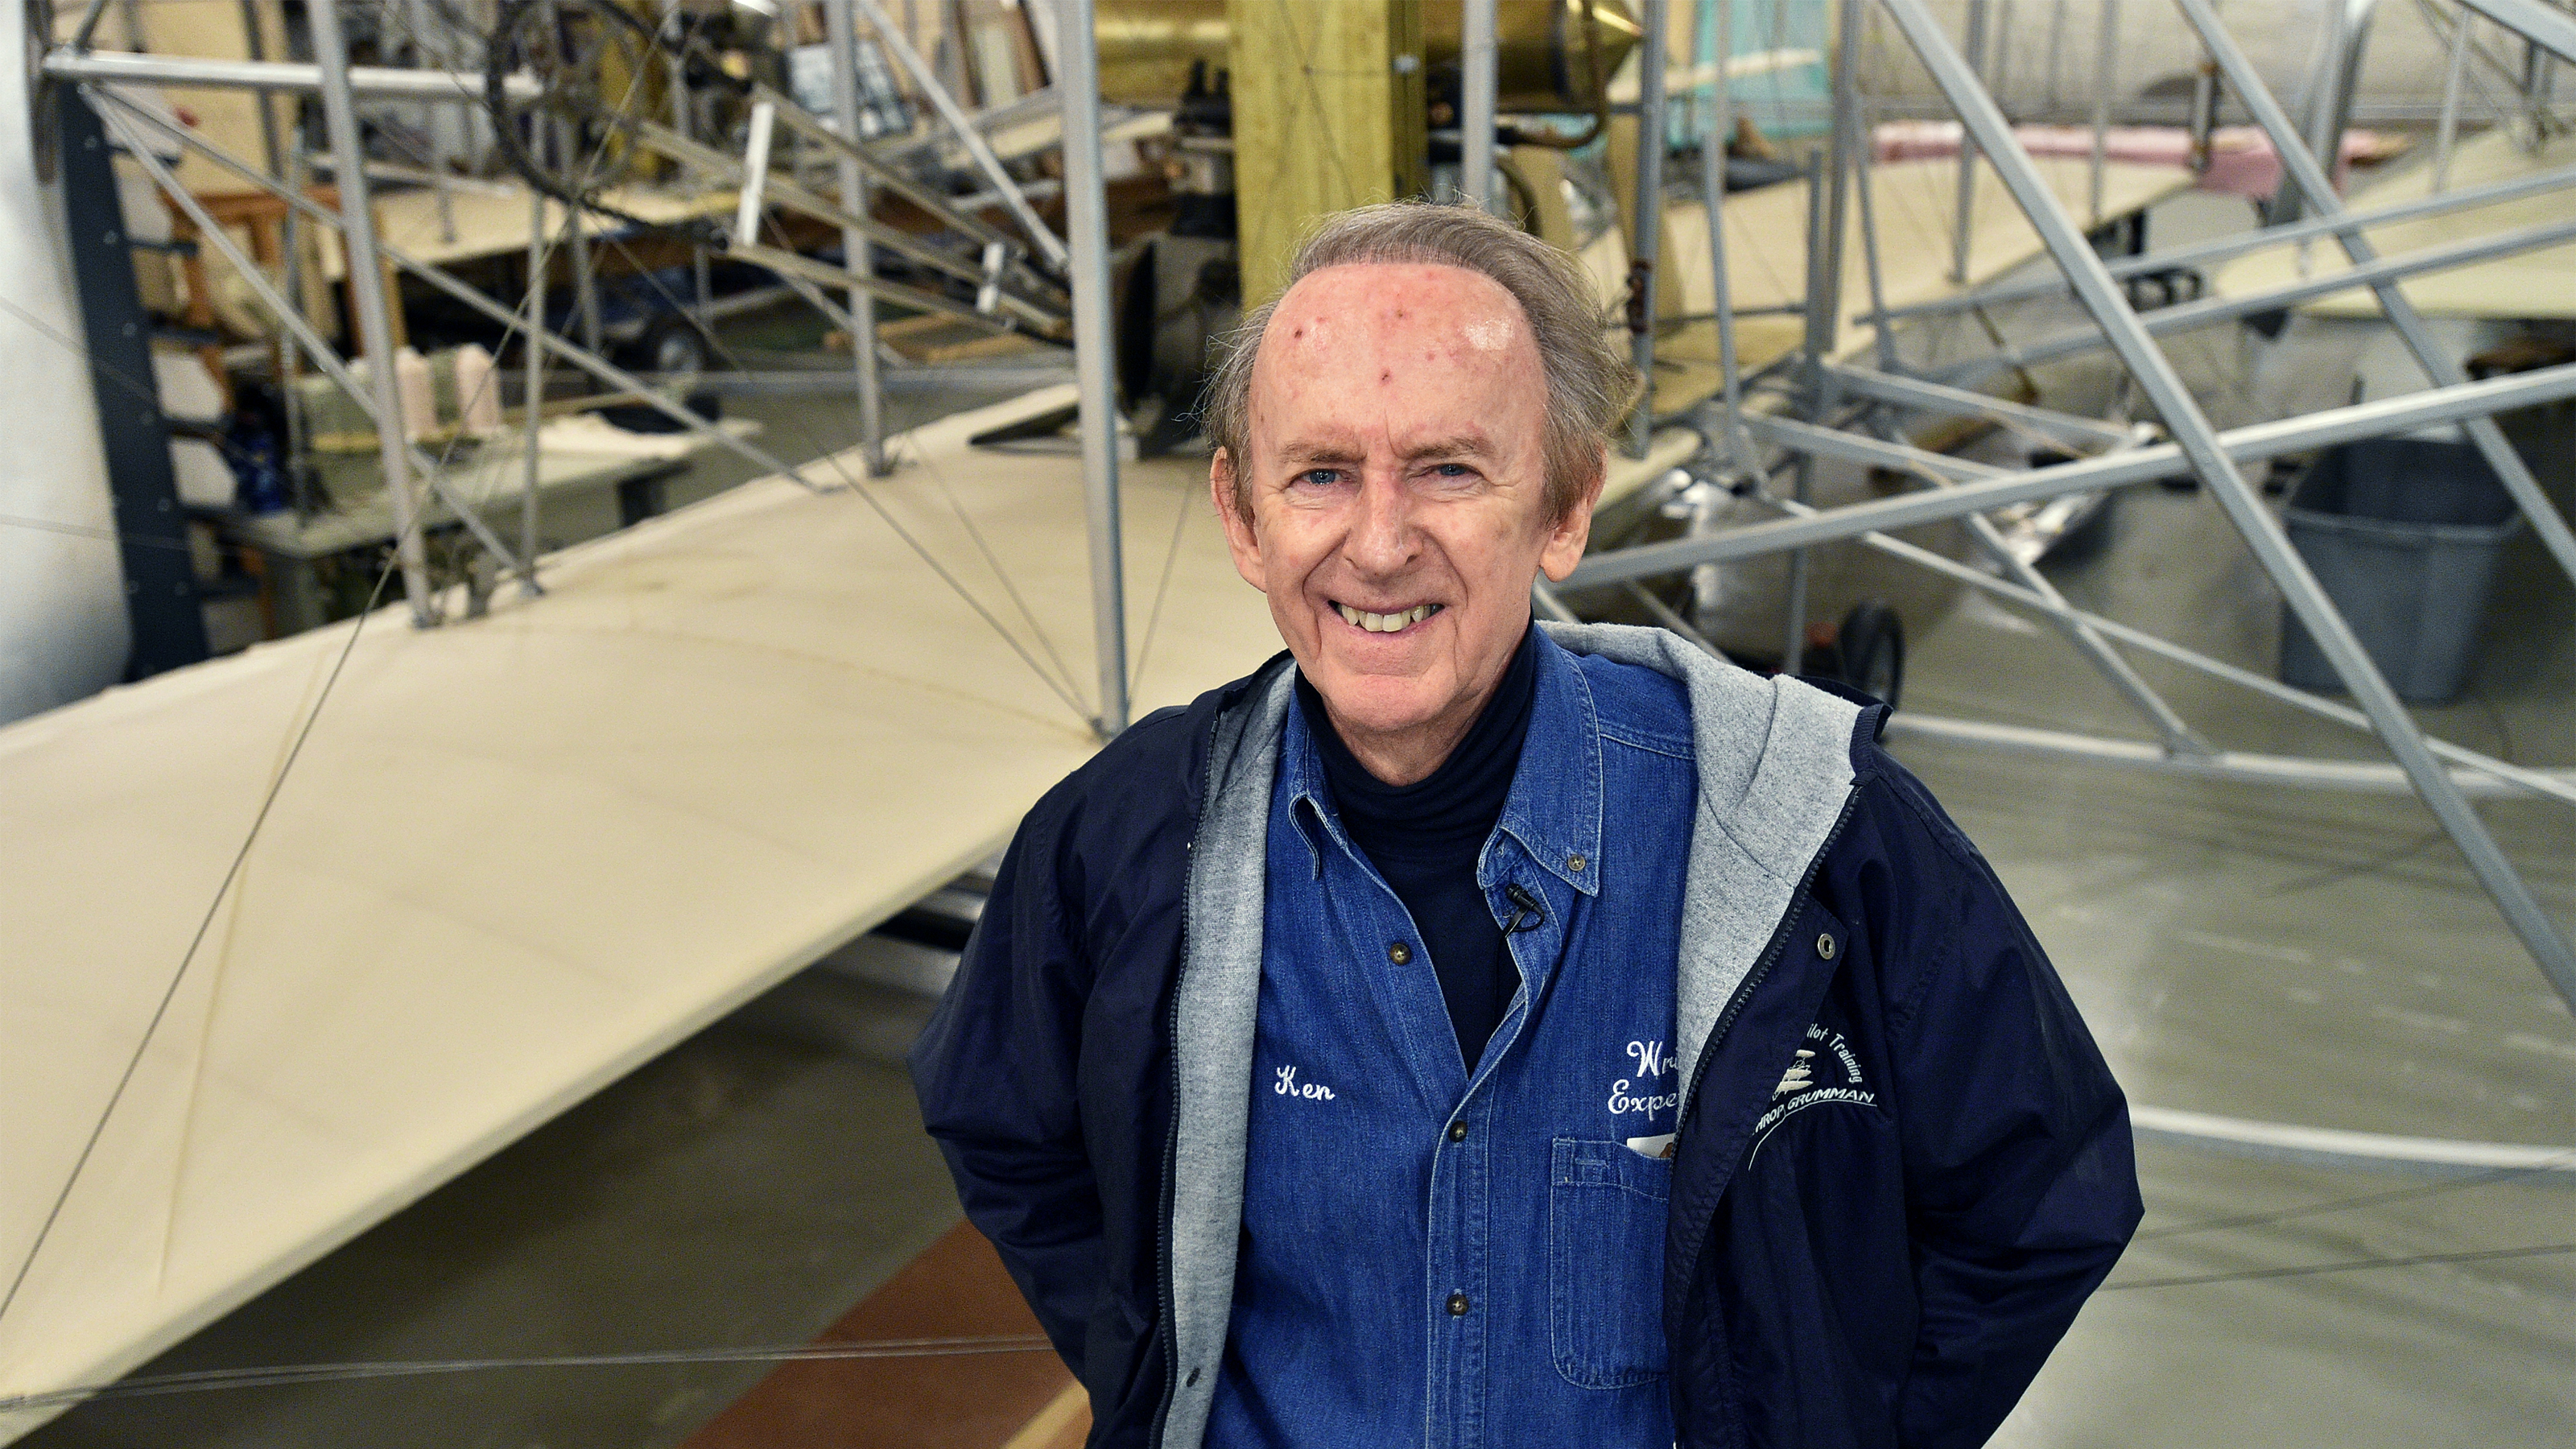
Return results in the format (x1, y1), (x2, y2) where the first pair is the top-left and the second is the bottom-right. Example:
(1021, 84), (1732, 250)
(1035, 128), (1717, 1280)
(2103, 1241), (2576, 1292)
(0, 1335), (1055, 1414)
(1250, 0), (1358, 212)
(0, 290), (302, 537)
(9, 15), (1135, 1316)
(1128, 464), (1200, 703)
(592, 220), (1092, 717)
(0, 47), (668, 1332)
(6, 0), (1126, 1344)
(2134, 1147), (2576, 1243)
(0, 504), (408, 1330)
(0, 511), (188, 550)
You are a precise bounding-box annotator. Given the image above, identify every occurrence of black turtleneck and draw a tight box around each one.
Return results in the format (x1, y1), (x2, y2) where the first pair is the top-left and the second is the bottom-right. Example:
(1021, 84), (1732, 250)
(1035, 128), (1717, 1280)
(1296, 625), (1540, 1067)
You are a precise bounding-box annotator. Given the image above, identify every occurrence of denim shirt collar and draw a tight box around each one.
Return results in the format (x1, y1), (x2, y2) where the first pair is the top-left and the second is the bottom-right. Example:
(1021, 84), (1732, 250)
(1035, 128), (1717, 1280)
(1280, 627), (1604, 898)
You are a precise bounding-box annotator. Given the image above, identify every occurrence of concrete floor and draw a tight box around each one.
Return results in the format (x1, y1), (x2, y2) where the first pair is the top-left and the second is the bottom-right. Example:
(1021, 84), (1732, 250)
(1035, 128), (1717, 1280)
(23, 189), (2574, 1447)
(1872, 186), (2576, 1447)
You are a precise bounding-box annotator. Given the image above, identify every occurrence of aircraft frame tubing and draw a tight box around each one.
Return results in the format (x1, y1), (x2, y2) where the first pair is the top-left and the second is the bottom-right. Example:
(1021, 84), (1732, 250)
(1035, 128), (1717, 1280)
(1872, 0), (2573, 999)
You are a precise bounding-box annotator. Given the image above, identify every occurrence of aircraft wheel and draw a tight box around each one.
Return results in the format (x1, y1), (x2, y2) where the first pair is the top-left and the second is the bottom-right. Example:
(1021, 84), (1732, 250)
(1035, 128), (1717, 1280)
(1837, 601), (1905, 712)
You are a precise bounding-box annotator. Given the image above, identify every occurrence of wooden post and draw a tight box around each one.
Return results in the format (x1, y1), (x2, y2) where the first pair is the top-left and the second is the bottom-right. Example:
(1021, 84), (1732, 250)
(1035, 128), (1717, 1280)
(1227, 0), (1426, 305)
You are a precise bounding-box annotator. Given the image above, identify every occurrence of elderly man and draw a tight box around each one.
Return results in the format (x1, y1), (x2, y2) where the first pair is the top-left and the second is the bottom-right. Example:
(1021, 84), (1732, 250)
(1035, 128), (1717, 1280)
(911, 204), (2139, 1449)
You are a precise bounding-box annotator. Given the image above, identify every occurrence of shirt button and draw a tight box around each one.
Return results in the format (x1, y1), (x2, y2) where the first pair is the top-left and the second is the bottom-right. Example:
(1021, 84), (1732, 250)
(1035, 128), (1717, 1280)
(1388, 941), (1413, 964)
(1447, 1292), (1471, 1316)
(1567, 853), (1587, 873)
(1817, 932), (1838, 960)
(1447, 1120), (1468, 1142)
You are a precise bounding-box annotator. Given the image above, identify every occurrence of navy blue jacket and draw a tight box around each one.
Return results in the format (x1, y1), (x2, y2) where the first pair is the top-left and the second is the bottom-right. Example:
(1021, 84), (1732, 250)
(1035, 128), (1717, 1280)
(911, 625), (2140, 1449)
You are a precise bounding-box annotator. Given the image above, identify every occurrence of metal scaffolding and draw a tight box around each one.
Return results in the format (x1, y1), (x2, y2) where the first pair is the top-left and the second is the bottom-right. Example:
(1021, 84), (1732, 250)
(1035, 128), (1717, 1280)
(1555, 0), (2576, 1009)
(47, 0), (1129, 729)
(35, 0), (2571, 1064)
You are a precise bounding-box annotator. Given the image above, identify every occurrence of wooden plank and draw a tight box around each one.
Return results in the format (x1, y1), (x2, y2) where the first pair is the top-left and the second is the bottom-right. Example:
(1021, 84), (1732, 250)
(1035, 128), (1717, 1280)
(1226, 0), (1424, 303)
(318, 180), (742, 279)
(679, 1222), (1075, 1449)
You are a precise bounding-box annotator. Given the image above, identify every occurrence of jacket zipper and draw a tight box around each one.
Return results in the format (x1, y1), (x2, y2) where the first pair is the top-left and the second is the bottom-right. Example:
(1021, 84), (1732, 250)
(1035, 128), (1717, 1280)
(1678, 788), (1860, 1136)
(1150, 702), (1232, 1449)
(1667, 789), (1859, 1447)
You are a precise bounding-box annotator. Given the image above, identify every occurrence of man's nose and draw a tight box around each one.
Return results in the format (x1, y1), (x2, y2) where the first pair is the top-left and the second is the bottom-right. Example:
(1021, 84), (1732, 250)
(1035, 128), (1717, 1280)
(1343, 469), (1419, 576)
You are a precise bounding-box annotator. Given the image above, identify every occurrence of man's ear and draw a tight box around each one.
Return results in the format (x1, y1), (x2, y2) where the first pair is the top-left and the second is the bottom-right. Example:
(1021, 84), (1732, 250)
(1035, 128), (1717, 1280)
(1211, 448), (1268, 592)
(1538, 454), (1608, 582)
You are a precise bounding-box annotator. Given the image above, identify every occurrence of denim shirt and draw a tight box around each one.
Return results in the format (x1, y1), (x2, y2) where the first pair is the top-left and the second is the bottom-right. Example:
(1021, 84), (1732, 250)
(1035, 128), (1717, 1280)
(1207, 632), (1698, 1449)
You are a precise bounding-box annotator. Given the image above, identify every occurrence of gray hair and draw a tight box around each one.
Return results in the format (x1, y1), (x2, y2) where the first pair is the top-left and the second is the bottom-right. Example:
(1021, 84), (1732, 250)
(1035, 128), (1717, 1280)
(1200, 201), (1638, 524)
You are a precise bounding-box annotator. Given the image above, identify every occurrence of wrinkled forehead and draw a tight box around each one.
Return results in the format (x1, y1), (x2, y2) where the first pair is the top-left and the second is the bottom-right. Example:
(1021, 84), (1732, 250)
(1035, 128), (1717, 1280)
(1247, 262), (1544, 433)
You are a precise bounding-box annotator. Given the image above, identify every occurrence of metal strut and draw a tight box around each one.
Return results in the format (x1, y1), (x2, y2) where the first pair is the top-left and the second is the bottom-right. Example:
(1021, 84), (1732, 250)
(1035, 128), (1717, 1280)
(1872, 0), (2576, 1007)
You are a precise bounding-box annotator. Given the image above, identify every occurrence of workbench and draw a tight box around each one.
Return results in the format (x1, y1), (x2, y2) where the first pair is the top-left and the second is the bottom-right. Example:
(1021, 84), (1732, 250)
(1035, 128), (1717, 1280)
(217, 419), (757, 633)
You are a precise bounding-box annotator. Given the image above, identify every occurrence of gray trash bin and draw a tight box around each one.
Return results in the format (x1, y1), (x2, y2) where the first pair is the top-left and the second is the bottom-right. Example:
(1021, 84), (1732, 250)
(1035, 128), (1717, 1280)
(2278, 438), (2521, 705)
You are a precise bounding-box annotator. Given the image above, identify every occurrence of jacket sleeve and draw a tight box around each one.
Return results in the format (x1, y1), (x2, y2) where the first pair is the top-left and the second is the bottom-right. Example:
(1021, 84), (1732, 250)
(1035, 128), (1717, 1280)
(1875, 769), (2143, 1449)
(907, 799), (1108, 1373)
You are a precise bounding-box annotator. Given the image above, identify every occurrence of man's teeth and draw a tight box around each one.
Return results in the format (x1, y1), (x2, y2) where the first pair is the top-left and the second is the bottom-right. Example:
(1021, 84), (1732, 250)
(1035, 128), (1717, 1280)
(1335, 602), (1442, 633)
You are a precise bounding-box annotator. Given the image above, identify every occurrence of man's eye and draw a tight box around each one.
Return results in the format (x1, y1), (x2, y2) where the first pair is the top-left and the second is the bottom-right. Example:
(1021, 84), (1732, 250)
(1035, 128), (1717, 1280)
(1435, 463), (1474, 478)
(1295, 469), (1340, 487)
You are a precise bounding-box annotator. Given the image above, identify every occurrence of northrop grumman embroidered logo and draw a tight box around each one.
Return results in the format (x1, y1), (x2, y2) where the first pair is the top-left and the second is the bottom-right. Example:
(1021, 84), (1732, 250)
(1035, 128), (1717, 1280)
(1748, 1023), (1878, 1162)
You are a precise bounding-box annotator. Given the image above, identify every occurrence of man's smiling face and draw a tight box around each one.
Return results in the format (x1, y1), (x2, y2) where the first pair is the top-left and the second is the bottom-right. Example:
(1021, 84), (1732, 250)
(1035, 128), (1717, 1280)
(1213, 262), (1600, 782)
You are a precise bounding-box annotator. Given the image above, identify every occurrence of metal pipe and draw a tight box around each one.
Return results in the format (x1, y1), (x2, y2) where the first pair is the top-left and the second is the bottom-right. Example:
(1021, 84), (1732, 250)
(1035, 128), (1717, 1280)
(1951, 0), (1988, 280)
(280, 145), (311, 510)
(1786, 0), (1870, 673)
(2173, 0), (2576, 592)
(105, 96), (833, 491)
(1876, 0), (2576, 1004)
(1784, 146), (1828, 675)
(1866, 159), (2576, 323)
(2126, 1103), (2576, 1178)
(1992, 0), (2016, 102)
(850, 0), (1070, 269)
(101, 94), (533, 584)
(1823, 363), (2135, 447)
(1565, 359), (2576, 582)
(2434, 0), (2475, 191)
(2088, 0), (2117, 222)
(2187, 56), (2219, 172)
(2044, 0), (2068, 109)
(1701, 0), (1756, 469)
(1463, 0), (1500, 213)
(2289, 0), (2357, 227)
(1964, 212), (2576, 375)
(1819, 510), (2576, 806)
(1843, 407), (2211, 753)
(734, 101), (777, 250)
(44, 47), (539, 98)
(745, 83), (1032, 263)
(308, 0), (436, 627)
(633, 115), (1053, 315)
(66, 0), (118, 52)
(1851, 92), (1898, 372)
(1057, 0), (1127, 735)
(1720, 469), (2576, 806)
(1886, 713), (2569, 798)
(824, 0), (888, 475)
(1629, 0), (1670, 460)
(1622, 580), (1726, 656)
(523, 182), (552, 594)
(662, 0), (692, 143)
(2456, 0), (2576, 64)
(726, 237), (1024, 331)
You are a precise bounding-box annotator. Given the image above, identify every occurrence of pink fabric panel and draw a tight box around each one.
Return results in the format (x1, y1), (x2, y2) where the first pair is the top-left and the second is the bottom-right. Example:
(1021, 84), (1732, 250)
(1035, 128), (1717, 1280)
(1868, 122), (2391, 200)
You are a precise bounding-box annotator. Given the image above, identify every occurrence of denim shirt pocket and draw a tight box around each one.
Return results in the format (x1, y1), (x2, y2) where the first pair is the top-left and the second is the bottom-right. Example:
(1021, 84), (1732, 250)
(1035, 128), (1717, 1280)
(1547, 1137), (1673, 1389)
